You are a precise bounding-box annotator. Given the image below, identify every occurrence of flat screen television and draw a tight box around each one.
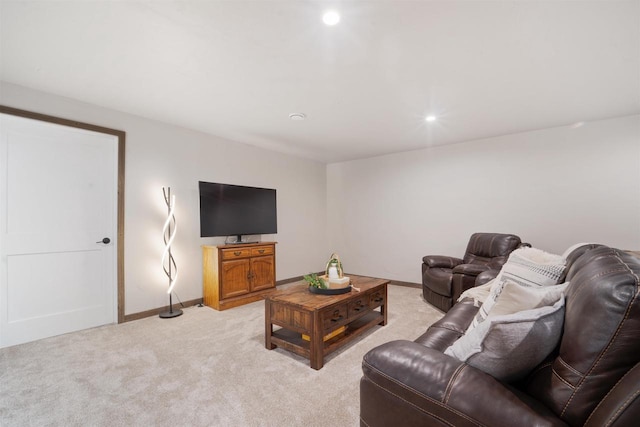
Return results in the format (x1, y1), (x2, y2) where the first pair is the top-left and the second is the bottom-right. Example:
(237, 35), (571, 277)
(199, 181), (277, 242)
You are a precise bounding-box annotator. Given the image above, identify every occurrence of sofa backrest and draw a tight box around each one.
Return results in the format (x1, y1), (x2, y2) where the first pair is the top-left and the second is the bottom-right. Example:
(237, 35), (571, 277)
(462, 232), (522, 266)
(558, 243), (603, 283)
(524, 246), (640, 426)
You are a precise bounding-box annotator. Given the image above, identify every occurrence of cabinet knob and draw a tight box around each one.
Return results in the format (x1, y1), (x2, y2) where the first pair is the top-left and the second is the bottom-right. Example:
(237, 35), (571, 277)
(234, 251), (242, 256)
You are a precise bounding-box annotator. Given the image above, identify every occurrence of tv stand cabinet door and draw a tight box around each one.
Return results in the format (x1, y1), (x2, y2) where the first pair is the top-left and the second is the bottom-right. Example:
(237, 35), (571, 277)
(220, 259), (251, 299)
(250, 256), (275, 292)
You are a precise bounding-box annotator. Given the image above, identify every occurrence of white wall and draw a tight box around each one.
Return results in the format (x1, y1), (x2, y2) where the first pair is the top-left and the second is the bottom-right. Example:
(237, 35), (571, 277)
(327, 115), (640, 284)
(4, 82), (638, 309)
(1, 82), (328, 315)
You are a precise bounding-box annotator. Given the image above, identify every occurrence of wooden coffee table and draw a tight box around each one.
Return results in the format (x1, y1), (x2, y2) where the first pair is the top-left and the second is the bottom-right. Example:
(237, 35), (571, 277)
(265, 275), (388, 369)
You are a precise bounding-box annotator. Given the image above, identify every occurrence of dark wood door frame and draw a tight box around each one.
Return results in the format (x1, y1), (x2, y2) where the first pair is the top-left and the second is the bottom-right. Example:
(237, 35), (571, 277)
(0, 105), (126, 323)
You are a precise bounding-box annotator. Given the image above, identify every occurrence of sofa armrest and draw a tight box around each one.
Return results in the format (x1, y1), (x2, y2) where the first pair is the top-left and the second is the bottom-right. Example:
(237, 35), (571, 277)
(452, 263), (489, 276)
(361, 341), (567, 427)
(422, 255), (463, 269)
(584, 361), (640, 427)
(414, 298), (478, 351)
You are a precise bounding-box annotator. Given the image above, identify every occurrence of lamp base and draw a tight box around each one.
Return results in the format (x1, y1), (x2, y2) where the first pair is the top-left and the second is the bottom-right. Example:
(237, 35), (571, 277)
(159, 309), (183, 318)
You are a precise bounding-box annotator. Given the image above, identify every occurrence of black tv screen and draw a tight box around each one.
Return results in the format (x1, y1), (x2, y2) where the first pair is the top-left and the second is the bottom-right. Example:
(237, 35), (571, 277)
(199, 181), (277, 239)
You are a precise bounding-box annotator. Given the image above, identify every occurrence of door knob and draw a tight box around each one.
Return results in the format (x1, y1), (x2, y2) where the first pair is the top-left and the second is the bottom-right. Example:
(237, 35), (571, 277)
(97, 237), (111, 244)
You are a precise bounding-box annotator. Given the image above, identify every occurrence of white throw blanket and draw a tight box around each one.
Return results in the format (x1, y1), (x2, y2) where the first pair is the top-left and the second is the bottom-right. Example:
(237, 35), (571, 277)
(464, 247), (568, 331)
(458, 279), (495, 306)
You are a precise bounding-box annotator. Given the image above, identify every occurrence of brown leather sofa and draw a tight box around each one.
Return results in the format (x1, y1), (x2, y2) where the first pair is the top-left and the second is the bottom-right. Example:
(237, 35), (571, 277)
(362, 244), (640, 426)
(422, 233), (523, 312)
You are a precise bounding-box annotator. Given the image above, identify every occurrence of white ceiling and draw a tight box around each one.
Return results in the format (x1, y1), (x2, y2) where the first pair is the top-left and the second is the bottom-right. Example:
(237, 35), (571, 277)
(1, 1), (639, 163)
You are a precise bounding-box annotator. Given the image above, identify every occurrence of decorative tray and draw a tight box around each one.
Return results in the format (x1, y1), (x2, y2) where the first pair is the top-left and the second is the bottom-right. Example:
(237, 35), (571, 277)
(308, 285), (352, 295)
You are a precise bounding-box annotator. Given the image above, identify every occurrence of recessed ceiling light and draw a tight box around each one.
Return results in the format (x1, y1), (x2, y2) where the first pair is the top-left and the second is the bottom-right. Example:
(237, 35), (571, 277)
(323, 10), (340, 26)
(425, 115), (437, 122)
(289, 113), (306, 121)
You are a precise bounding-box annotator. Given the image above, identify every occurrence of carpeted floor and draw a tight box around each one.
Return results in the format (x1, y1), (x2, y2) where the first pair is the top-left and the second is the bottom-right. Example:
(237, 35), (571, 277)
(0, 285), (442, 427)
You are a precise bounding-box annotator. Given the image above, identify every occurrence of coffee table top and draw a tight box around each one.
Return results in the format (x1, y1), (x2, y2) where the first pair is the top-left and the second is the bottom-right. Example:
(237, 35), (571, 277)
(265, 275), (389, 310)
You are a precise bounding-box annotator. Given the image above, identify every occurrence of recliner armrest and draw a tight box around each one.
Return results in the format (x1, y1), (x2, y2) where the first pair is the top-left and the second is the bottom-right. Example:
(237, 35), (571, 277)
(452, 263), (489, 276)
(422, 255), (463, 268)
(476, 269), (500, 286)
(361, 341), (566, 427)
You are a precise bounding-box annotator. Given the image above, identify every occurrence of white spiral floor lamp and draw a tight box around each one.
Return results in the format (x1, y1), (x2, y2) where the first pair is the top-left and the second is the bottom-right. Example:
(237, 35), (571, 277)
(159, 187), (182, 318)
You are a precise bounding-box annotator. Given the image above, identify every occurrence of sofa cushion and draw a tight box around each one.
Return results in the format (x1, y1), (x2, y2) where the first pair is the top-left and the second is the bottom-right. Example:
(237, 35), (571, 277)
(444, 296), (565, 382)
(469, 247), (566, 330)
(452, 263), (489, 276)
(483, 280), (568, 319)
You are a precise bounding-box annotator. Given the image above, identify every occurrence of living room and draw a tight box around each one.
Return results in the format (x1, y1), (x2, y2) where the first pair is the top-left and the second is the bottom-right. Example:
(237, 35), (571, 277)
(1, 1), (639, 426)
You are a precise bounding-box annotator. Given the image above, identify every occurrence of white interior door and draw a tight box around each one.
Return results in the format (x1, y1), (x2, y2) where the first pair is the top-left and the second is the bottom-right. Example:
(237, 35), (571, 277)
(0, 113), (118, 348)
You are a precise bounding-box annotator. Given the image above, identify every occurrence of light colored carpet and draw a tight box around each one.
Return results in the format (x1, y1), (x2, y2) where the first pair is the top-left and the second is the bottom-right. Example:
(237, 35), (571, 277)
(0, 285), (442, 427)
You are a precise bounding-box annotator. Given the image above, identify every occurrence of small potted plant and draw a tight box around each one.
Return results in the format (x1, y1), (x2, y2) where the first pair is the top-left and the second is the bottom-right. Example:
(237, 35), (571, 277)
(325, 253), (344, 279)
(303, 273), (327, 289)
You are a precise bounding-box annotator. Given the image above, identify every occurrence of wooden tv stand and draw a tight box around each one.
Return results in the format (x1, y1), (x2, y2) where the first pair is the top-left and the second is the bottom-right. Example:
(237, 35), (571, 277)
(202, 242), (276, 310)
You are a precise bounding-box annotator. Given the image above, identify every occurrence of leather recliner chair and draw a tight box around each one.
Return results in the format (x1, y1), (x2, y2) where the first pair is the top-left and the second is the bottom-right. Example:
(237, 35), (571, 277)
(361, 245), (640, 427)
(422, 232), (523, 312)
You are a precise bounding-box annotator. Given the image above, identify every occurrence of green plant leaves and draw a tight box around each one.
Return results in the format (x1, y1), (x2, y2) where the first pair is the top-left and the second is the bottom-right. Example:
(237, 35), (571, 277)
(303, 273), (327, 289)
